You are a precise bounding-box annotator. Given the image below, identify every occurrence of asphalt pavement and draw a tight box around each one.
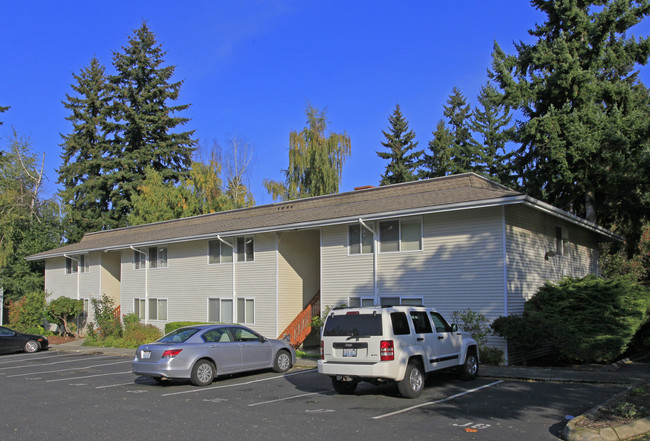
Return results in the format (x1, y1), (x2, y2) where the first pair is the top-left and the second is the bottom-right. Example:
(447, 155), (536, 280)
(49, 339), (650, 441)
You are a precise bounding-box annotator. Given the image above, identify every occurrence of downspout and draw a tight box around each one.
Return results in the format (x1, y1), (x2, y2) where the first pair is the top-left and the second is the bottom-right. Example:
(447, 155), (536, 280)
(64, 254), (81, 301)
(359, 219), (378, 304)
(217, 236), (236, 321)
(501, 206), (509, 364)
(130, 246), (148, 324)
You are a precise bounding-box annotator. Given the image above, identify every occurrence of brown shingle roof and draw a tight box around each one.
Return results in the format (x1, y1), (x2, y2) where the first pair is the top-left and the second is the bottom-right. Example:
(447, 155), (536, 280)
(29, 173), (521, 259)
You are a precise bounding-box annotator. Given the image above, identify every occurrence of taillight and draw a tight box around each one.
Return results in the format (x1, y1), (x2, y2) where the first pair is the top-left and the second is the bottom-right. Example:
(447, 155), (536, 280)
(162, 349), (183, 359)
(320, 340), (324, 360)
(380, 340), (394, 361)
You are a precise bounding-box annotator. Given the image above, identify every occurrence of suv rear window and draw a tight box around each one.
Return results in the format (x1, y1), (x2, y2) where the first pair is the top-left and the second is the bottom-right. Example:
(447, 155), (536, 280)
(323, 314), (382, 336)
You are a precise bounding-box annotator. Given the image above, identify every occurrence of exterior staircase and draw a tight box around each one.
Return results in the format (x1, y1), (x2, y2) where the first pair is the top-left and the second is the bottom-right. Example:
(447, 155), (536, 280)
(279, 292), (320, 348)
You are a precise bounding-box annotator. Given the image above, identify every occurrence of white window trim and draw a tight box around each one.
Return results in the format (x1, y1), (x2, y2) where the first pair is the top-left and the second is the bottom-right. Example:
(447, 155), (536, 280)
(236, 236), (255, 263)
(379, 217), (423, 254)
(379, 296), (424, 306)
(347, 296), (374, 307)
(133, 246), (168, 270)
(147, 297), (168, 321)
(347, 223), (375, 256)
(207, 297), (236, 323)
(207, 239), (234, 265)
(237, 297), (255, 324)
(66, 254), (89, 274)
(134, 298), (146, 320)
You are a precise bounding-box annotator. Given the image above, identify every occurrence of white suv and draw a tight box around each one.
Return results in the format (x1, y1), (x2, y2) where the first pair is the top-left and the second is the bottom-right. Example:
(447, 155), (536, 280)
(318, 305), (479, 398)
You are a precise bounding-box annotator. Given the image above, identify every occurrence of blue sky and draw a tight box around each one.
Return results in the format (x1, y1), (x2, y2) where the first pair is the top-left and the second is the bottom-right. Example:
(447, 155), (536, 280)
(1, 1), (648, 206)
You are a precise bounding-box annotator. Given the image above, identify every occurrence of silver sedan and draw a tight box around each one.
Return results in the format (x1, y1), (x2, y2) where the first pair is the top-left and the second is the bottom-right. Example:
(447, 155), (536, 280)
(132, 324), (296, 386)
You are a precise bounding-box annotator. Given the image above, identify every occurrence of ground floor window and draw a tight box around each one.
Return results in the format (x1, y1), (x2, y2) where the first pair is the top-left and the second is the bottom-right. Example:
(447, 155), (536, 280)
(134, 298), (146, 319)
(348, 296), (374, 308)
(148, 298), (167, 320)
(208, 298), (234, 323)
(81, 298), (90, 318)
(237, 298), (255, 324)
(379, 296), (423, 306)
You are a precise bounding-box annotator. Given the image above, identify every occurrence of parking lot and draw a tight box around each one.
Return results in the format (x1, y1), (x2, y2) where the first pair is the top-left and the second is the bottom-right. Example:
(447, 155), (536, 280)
(0, 351), (624, 440)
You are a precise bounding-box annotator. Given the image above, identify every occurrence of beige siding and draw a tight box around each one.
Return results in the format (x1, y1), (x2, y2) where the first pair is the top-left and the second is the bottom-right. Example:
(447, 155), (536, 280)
(505, 205), (599, 316)
(277, 230), (320, 333)
(322, 207), (506, 322)
(100, 251), (121, 306)
(120, 233), (278, 337)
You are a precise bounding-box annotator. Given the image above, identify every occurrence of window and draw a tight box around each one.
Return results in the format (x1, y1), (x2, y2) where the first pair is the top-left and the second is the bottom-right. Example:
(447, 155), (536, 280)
(380, 297), (423, 306)
(348, 224), (374, 255)
(237, 298), (255, 324)
(410, 311), (433, 334)
(379, 218), (422, 253)
(429, 312), (453, 333)
(208, 240), (233, 264)
(148, 298), (167, 321)
(555, 227), (570, 257)
(65, 255), (88, 274)
(202, 328), (233, 343)
(134, 298), (146, 319)
(134, 247), (167, 269)
(236, 237), (254, 262)
(390, 312), (411, 335)
(81, 298), (90, 318)
(208, 298), (234, 323)
(232, 327), (261, 342)
(348, 296), (374, 308)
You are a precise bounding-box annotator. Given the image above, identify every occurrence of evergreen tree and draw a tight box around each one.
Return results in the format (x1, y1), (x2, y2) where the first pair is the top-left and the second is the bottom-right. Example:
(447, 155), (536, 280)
(57, 57), (111, 242)
(108, 23), (196, 226)
(490, 0), (650, 248)
(469, 83), (513, 184)
(0, 105), (8, 127)
(376, 104), (423, 185)
(264, 105), (350, 201)
(444, 87), (480, 174)
(421, 120), (454, 178)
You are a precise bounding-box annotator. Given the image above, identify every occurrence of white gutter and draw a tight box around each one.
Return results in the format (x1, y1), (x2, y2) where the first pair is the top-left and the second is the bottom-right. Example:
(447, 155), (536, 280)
(130, 246), (148, 324)
(217, 236), (236, 320)
(63, 254), (81, 300)
(501, 206), (509, 365)
(359, 218), (378, 304)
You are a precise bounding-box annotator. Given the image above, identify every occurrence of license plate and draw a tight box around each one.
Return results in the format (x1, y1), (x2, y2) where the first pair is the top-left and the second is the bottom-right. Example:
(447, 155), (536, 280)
(141, 351), (151, 359)
(343, 348), (357, 357)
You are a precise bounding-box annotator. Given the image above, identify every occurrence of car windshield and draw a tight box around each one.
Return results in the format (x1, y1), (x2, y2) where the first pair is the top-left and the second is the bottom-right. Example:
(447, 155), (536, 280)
(323, 314), (382, 336)
(158, 328), (199, 343)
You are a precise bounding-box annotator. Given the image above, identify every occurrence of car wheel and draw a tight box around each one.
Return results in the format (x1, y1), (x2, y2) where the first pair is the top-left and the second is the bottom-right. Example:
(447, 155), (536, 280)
(398, 361), (424, 398)
(459, 348), (479, 381)
(24, 340), (39, 353)
(273, 350), (292, 373)
(331, 376), (358, 394)
(190, 360), (215, 387)
(152, 377), (164, 384)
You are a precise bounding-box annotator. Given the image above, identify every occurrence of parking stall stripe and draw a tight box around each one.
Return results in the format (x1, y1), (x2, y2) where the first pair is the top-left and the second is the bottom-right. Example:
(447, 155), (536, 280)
(46, 371), (133, 382)
(0, 352), (71, 363)
(96, 381), (137, 389)
(372, 381), (504, 420)
(161, 369), (317, 397)
(0, 354), (116, 371)
(6, 360), (131, 377)
(248, 391), (329, 407)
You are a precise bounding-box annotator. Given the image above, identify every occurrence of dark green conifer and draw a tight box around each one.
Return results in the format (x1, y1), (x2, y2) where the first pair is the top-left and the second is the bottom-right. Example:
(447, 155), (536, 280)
(377, 104), (423, 185)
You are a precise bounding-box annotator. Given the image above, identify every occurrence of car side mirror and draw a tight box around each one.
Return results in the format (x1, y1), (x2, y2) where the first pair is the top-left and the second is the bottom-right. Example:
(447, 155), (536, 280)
(259, 336), (267, 343)
(451, 324), (458, 332)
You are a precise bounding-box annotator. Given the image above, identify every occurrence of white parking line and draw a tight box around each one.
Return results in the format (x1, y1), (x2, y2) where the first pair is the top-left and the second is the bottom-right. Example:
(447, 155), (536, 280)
(7, 360), (131, 377)
(248, 391), (328, 407)
(372, 381), (504, 420)
(46, 371), (133, 382)
(0, 354), (115, 371)
(161, 369), (317, 397)
(96, 381), (136, 389)
(0, 352), (71, 363)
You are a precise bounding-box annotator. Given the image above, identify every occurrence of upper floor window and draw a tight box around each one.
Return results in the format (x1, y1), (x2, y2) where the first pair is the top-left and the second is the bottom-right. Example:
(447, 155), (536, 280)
(236, 237), (254, 262)
(555, 227), (570, 257)
(379, 218), (422, 253)
(208, 240), (233, 264)
(134, 247), (167, 270)
(349, 224), (374, 255)
(66, 255), (88, 274)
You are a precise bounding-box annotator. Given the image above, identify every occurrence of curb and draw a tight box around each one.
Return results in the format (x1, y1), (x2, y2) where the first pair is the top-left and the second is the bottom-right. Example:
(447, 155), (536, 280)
(562, 385), (650, 441)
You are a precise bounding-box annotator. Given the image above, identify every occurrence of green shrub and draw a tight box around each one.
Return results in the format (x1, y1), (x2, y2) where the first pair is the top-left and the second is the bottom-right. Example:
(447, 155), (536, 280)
(8, 291), (47, 333)
(525, 275), (650, 363)
(123, 323), (163, 347)
(46, 297), (84, 336)
(122, 313), (140, 327)
(479, 346), (504, 365)
(452, 308), (490, 347)
(164, 321), (212, 334)
(90, 294), (122, 339)
(491, 314), (545, 366)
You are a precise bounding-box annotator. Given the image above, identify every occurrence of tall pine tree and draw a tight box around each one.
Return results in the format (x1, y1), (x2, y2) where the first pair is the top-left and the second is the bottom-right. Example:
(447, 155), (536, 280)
(490, 0), (650, 248)
(108, 23), (196, 226)
(377, 104), (423, 185)
(421, 120), (454, 178)
(469, 83), (513, 184)
(58, 57), (112, 242)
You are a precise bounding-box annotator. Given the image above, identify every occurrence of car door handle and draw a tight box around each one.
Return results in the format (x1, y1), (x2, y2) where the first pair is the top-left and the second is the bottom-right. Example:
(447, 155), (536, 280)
(417, 337), (424, 342)
(438, 336), (444, 340)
